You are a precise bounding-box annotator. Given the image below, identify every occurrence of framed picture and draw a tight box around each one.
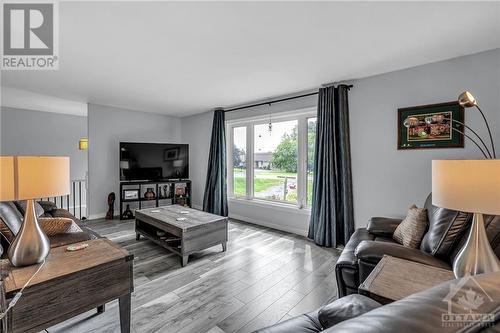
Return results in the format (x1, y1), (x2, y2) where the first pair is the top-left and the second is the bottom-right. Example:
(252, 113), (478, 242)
(397, 101), (464, 150)
(123, 189), (139, 200)
(164, 148), (179, 161)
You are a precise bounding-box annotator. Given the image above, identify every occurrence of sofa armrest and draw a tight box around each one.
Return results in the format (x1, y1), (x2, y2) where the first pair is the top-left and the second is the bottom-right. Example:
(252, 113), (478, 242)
(318, 294), (381, 329)
(355, 240), (451, 270)
(366, 217), (402, 237)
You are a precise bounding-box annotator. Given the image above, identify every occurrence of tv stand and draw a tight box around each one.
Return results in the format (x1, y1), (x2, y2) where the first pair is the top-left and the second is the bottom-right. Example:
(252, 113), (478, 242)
(119, 180), (191, 220)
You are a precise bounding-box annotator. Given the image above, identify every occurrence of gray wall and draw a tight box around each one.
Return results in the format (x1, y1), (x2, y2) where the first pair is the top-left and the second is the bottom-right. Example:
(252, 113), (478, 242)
(180, 110), (213, 209)
(349, 48), (500, 226)
(88, 103), (181, 218)
(0, 107), (88, 180)
(181, 48), (500, 234)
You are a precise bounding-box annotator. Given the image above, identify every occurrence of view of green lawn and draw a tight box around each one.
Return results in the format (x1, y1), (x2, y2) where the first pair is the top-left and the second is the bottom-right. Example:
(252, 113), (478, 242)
(234, 168), (314, 205)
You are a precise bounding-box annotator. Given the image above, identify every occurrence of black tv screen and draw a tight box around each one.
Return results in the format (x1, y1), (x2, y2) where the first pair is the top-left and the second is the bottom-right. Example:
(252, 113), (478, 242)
(120, 142), (189, 181)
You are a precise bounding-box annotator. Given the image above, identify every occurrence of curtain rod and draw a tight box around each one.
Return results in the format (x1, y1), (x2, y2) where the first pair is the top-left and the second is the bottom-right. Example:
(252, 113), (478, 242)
(224, 84), (353, 113)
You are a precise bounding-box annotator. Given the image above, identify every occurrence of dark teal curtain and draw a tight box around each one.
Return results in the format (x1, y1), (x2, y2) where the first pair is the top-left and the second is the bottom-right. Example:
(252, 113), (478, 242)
(308, 85), (354, 247)
(203, 109), (228, 216)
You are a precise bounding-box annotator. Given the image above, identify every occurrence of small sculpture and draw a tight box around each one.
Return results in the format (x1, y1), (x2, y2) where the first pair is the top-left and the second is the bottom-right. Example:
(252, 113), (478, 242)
(122, 204), (134, 220)
(105, 192), (115, 220)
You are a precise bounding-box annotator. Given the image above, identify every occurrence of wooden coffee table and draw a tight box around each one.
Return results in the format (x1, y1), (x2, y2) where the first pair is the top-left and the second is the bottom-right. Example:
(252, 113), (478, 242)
(358, 255), (454, 304)
(1, 238), (133, 333)
(135, 205), (228, 266)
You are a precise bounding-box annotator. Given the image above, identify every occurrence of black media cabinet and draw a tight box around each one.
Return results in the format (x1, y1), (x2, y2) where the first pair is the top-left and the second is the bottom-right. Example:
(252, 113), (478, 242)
(119, 180), (191, 220)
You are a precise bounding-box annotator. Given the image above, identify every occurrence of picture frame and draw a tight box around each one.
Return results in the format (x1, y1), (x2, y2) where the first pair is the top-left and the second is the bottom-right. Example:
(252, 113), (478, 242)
(164, 148), (179, 161)
(397, 101), (464, 150)
(123, 189), (139, 200)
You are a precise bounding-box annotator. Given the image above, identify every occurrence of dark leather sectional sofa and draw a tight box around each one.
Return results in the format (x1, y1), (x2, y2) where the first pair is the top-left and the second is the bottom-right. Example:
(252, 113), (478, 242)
(257, 193), (500, 332)
(336, 193), (500, 297)
(0, 201), (100, 254)
(256, 271), (500, 333)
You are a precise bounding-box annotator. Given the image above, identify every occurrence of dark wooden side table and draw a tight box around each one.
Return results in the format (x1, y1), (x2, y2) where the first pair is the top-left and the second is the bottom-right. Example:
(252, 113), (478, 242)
(1, 238), (133, 333)
(358, 255), (454, 304)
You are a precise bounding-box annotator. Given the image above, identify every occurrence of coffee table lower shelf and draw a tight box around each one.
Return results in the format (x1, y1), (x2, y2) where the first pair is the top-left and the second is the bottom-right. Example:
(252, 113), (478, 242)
(135, 226), (182, 257)
(134, 208), (228, 267)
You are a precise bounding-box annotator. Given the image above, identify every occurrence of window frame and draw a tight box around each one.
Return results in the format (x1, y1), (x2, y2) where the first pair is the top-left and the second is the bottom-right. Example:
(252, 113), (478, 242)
(226, 107), (316, 210)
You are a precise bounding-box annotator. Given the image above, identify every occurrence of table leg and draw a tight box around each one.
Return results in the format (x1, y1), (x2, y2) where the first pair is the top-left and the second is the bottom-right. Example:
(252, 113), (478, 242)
(97, 304), (105, 313)
(119, 293), (131, 333)
(181, 255), (189, 267)
(222, 242), (227, 252)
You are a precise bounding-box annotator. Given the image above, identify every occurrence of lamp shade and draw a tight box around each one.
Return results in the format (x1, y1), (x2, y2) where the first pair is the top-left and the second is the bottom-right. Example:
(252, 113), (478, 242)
(0, 156), (70, 201)
(432, 160), (500, 215)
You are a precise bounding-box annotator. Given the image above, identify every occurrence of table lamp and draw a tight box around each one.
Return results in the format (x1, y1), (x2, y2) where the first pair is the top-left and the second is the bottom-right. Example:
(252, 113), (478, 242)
(0, 156), (70, 267)
(432, 160), (500, 278)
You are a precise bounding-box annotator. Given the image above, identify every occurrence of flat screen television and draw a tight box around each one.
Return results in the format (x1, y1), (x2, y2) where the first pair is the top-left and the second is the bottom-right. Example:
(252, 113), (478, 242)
(120, 142), (189, 181)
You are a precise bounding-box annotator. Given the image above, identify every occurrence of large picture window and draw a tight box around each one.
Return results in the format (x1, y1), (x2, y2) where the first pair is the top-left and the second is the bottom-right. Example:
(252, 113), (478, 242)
(227, 109), (316, 209)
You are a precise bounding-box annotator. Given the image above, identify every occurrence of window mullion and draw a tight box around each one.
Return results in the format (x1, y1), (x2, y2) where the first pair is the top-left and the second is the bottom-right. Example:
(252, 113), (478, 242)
(227, 125), (234, 197)
(246, 124), (254, 199)
(297, 116), (307, 208)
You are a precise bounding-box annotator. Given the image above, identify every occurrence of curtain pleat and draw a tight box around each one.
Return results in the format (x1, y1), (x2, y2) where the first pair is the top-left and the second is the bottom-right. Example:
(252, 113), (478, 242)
(202, 109), (228, 216)
(308, 85), (354, 247)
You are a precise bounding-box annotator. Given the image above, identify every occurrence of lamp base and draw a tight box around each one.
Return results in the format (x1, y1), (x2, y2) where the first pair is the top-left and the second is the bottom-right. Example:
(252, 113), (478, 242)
(7, 199), (50, 267)
(452, 213), (500, 278)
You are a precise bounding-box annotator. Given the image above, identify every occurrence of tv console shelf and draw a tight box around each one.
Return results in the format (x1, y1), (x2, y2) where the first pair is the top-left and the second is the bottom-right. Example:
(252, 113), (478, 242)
(119, 180), (191, 220)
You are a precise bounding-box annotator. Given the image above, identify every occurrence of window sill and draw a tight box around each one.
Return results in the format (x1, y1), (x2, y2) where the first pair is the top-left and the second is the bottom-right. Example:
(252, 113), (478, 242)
(228, 197), (311, 215)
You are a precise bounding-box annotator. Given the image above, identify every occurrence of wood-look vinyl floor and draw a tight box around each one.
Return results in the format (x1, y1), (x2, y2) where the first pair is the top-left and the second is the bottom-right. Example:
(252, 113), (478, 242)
(48, 218), (340, 333)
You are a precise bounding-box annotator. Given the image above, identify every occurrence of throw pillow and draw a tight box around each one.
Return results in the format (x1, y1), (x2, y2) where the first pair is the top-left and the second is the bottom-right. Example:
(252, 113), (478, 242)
(38, 217), (82, 236)
(0, 217), (15, 243)
(37, 201), (58, 214)
(393, 204), (428, 248)
(14, 201), (45, 217)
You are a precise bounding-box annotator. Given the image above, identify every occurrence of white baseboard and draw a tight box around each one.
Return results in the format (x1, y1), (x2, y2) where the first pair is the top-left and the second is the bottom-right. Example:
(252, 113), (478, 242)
(88, 212), (107, 220)
(228, 212), (308, 237)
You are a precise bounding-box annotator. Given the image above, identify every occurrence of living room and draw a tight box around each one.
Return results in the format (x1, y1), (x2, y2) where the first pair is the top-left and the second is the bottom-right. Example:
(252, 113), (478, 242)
(0, 1), (499, 333)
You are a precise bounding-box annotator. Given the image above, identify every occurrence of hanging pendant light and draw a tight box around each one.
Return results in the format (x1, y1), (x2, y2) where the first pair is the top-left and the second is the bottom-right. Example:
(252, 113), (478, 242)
(268, 103), (272, 135)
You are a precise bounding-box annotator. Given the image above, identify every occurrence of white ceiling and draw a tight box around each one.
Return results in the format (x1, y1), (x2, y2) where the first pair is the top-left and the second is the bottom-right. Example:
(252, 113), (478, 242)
(2, 1), (500, 117)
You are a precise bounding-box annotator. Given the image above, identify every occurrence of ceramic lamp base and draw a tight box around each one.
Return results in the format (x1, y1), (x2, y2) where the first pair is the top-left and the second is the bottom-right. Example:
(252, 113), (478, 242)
(452, 213), (500, 278)
(8, 199), (50, 267)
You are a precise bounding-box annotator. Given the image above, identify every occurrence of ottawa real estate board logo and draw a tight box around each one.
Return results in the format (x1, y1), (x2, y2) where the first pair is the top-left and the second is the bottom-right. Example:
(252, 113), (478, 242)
(2, 1), (59, 70)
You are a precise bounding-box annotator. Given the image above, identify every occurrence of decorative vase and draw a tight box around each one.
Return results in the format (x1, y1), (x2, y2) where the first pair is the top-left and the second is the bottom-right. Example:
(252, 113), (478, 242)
(144, 188), (156, 200)
(452, 213), (500, 278)
(8, 199), (50, 267)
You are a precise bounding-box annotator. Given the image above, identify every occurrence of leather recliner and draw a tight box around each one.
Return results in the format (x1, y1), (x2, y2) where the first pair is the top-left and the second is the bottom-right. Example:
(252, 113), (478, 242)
(255, 271), (500, 333)
(335, 193), (500, 297)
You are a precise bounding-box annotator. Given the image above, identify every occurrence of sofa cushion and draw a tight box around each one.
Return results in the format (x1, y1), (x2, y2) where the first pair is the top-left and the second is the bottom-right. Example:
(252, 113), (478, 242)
(14, 200), (45, 218)
(393, 205), (428, 249)
(37, 200), (58, 214)
(355, 240), (451, 270)
(366, 217), (403, 237)
(254, 311), (323, 333)
(49, 232), (92, 248)
(318, 294), (381, 329)
(0, 202), (23, 243)
(419, 194), (471, 260)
